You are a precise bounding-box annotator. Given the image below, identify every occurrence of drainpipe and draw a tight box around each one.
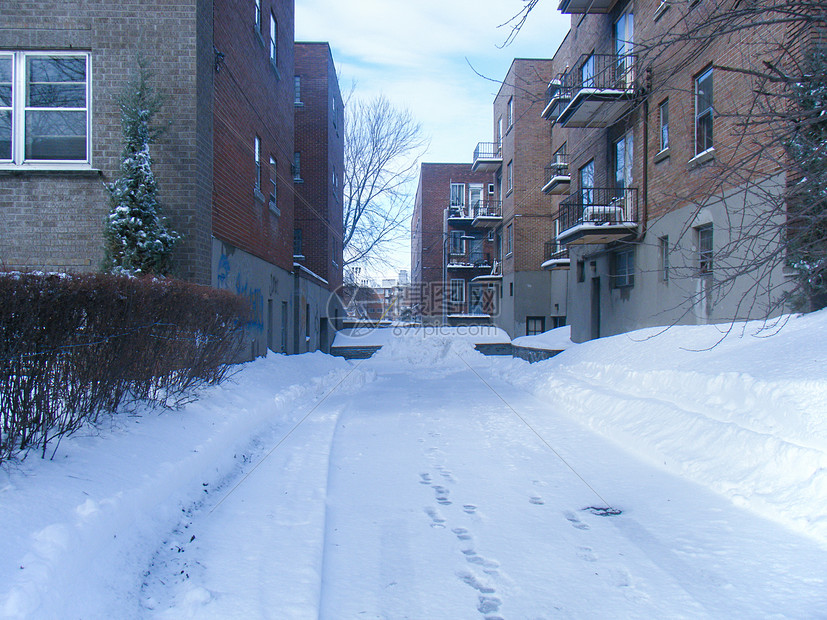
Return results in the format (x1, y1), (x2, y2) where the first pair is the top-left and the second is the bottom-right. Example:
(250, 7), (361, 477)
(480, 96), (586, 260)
(635, 67), (652, 243)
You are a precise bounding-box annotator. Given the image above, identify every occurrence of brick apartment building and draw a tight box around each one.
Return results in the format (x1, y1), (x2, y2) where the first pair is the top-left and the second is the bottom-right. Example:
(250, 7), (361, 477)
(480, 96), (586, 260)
(293, 41), (345, 352)
(543, 0), (800, 341)
(0, 0), (343, 358)
(411, 163), (498, 323)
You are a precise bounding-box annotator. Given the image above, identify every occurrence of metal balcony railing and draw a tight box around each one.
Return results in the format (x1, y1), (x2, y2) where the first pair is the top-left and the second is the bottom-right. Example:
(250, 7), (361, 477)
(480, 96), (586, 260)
(472, 200), (502, 219)
(544, 156), (569, 182)
(558, 187), (639, 233)
(544, 242), (569, 262)
(473, 142), (502, 162)
(447, 249), (492, 269)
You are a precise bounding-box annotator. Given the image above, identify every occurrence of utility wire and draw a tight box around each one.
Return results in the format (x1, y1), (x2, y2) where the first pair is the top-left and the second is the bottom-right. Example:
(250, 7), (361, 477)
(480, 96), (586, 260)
(456, 352), (616, 511)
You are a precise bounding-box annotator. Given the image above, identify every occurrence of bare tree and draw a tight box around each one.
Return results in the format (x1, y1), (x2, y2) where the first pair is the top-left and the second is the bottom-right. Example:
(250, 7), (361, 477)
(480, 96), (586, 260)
(506, 0), (827, 314)
(343, 94), (429, 271)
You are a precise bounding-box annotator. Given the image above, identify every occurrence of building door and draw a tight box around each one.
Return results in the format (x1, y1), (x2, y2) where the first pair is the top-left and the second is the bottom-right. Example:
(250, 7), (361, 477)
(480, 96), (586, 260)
(615, 8), (634, 87)
(469, 184), (483, 217)
(469, 285), (484, 314)
(614, 131), (633, 218)
(590, 277), (601, 340)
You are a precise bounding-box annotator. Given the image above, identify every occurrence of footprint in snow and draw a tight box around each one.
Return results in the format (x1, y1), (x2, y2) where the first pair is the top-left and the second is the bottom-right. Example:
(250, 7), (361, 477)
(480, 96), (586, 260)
(529, 496), (544, 505)
(577, 546), (597, 562)
(419, 473), (432, 485)
(433, 485), (451, 505)
(564, 511), (590, 530)
(477, 595), (502, 614)
(452, 527), (472, 541)
(463, 504), (477, 514)
(457, 571), (495, 594)
(424, 507), (446, 528)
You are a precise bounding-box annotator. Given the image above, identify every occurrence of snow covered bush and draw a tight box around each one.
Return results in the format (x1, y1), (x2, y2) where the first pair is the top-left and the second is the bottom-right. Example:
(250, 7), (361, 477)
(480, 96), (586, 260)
(0, 273), (249, 463)
(103, 58), (179, 276)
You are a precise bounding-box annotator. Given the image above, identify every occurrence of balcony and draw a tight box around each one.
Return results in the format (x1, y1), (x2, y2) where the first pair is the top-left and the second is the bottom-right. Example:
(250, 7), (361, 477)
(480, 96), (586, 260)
(542, 243), (570, 270)
(558, 0), (619, 13)
(471, 200), (503, 227)
(541, 77), (569, 122)
(552, 54), (637, 128)
(557, 187), (639, 245)
(447, 204), (474, 225)
(472, 141), (503, 172)
(542, 157), (570, 195)
(447, 248), (492, 271)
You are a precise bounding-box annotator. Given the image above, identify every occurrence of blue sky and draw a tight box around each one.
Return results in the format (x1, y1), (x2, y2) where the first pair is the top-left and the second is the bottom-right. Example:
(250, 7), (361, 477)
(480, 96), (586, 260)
(295, 0), (571, 280)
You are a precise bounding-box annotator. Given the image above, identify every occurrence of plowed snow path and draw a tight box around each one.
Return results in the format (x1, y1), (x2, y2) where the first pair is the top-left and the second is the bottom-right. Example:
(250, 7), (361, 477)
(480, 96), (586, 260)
(146, 352), (827, 618)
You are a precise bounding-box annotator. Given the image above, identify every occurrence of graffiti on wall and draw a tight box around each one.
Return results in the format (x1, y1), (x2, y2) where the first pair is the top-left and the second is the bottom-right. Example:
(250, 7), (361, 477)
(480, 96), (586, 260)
(216, 246), (265, 333)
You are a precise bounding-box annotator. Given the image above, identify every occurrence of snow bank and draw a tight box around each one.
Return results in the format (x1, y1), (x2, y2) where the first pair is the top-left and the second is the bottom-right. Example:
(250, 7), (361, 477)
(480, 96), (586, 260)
(512, 325), (574, 351)
(497, 311), (827, 544)
(0, 352), (368, 619)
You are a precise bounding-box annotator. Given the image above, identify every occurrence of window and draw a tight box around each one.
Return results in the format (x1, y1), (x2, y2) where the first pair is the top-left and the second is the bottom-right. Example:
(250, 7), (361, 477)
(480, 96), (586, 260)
(695, 68), (713, 155)
(450, 279), (465, 303)
(487, 229), (495, 242)
(255, 0), (261, 32)
(659, 235), (669, 281)
(506, 222), (513, 256)
(450, 230), (464, 255)
(497, 116), (503, 145)
(269, 156), (278, 212)
(507, 97), (513, 128)
(579, 159), (594, 206)
(450, 183), (465, 214)
(294, 76), (301, 104)
(332, 95), (337, 129)
(577, 260), (585, 283)
(1, 52), (90, 166)
(614, 9), (634, 87)
(293, 151), (301, 180)
(526, 316), (546, 336)
(269, 13), (278, 66)
(510, 282), (514, 297)
(332, 162), (337, 188)
(253, 136), (263, 195)
(552, 142), (567, 171)
(612, 247), (635, 288)
(488, 183), (495, 195)
(496, 231), (502, 260)
(615, 131), (633, 192)
(581, 54), (595, 88)
(659, 99), (669, 151)
(507, 160), (513, 194)
(293, 228), (303, 257)
(698, 224), (713, 275)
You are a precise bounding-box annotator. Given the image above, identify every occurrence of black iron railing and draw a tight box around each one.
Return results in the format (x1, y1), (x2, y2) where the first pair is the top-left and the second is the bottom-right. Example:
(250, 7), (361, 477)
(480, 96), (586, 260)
(473, 142), (502, 162)
(558, 187), (639, 233)
(544, 242), (569, 262)
(544, 156), (570, 186)
(473, 200), (502, 219)
(548, 54), (637, 115)
(447, 249), (491, 269)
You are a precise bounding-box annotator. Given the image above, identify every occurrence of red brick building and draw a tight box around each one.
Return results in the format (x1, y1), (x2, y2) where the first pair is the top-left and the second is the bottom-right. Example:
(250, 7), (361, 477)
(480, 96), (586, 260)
(411, 163), (497, 323)
(293, 41), (345, 351)
(0, 0), (342, 358)
(544, 0), (799, 341)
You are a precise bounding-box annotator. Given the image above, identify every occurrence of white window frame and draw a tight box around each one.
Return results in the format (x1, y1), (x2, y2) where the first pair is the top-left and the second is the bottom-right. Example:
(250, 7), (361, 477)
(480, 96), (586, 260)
(507, 160), (513, 194)
(450, 278), (465, 303)
(450, 182), (465, 209)
(254, 135), (261, 192)
(269, 156), (278, 212)
(659, 99), (669, 151)
(269, 13), (278, 66)
(1, 51), (91, 170)
(695, 67), (713, 155)
(507, 97), (513, 128)
(506, 222), (513, 256)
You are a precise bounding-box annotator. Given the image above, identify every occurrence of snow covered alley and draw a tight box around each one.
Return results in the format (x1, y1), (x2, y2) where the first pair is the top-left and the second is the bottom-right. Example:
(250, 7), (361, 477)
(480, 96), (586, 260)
(2, 316), (827, 618)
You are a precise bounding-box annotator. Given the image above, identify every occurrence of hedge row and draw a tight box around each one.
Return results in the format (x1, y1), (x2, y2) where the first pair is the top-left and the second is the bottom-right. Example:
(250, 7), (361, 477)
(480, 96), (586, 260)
(0, 273), (249, 463)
